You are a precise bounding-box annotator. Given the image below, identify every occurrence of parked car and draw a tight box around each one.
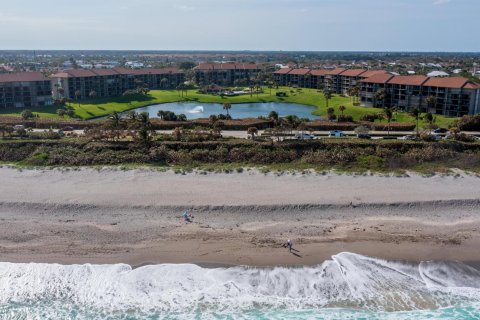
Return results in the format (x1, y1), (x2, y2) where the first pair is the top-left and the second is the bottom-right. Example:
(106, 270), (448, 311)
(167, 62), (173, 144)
(328, 130), (346, 138)
(432, 128), (448, 134)
(357, 134), (371, 139)
(13, 125), (25, 131)
(61, 126), (75, 132)
(398, 135), (416, 140)
(295, 132), (315, 140)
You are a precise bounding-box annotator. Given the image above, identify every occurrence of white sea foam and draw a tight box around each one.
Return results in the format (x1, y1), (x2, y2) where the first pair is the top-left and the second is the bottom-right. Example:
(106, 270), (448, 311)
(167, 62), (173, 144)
(0, 252), (479, 317)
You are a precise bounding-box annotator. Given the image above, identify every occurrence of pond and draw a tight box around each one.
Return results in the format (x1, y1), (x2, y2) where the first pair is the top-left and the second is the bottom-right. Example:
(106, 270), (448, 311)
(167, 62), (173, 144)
(127, 102), (318, 120)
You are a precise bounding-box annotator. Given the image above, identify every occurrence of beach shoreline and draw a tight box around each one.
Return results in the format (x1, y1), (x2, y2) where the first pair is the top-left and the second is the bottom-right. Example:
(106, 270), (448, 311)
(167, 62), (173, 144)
(1, 168), (479, 266)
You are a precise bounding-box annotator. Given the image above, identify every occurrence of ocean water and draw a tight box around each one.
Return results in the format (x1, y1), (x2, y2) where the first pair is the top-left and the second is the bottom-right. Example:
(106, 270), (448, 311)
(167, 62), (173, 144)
(0, 252), (479, 319)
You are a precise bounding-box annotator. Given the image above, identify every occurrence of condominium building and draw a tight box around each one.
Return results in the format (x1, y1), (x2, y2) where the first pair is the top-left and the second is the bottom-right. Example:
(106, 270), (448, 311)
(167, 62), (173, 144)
(0, 72), (52, 108)
(273, 68), (388, 93)
(50, 67), (185, 100)
(360, 75), (480, 117)
(273, 67), (480, 116)
(194, 63), (262, 86)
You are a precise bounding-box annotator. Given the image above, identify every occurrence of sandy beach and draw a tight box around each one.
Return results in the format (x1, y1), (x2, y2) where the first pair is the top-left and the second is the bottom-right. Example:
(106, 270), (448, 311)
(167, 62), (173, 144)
(0, 167), (479, 266)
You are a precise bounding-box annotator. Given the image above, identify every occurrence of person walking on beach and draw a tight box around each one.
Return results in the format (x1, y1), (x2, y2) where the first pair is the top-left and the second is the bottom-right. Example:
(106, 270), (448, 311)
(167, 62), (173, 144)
(287, 239), (292, 252)
(182, 211), (193, 223)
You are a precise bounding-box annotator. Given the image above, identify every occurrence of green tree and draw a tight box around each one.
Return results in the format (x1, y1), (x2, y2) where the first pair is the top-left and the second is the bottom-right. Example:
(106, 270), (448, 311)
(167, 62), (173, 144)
(339, 105), (346, 117)
(74, 90), (82, 108)
(247, 127), (258, 140)
(374, 89), (386, 108)
(57, 109), (66, 118)
(383, 107), (393, 136)
(223, 103), (232, 116)
(425, 95), (436, 112)
(410, 107), (421, 136)
(21, 109), (34, 120)
(323, 88), (332, 109)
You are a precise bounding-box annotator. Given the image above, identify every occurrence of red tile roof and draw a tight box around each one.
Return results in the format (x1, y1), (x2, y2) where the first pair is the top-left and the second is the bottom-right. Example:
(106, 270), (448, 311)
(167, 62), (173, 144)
(340, 69), (367, 77)
(423, 77), (471, 89)
(91, 69), (121, 76)
(288, 69), (311, 75)
(325, 68), (346, 75)
(359, 70), (388, 78)
(309, 69), (328, 76)
(51, 68), (183, 78)
(463, 82), (480, 90)
(388, 75), (428, 86)
(361, 74), (394, 84)
(0, 72), (50, 83)
(274, 68), (292, 74)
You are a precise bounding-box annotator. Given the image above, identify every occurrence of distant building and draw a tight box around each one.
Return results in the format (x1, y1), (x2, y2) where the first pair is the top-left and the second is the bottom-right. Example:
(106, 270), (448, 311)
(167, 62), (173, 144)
(427, 71), (449, 77)
(0, 72), (52, 108)
(50, 67), (185, 100)
(194, 63), (262, 86)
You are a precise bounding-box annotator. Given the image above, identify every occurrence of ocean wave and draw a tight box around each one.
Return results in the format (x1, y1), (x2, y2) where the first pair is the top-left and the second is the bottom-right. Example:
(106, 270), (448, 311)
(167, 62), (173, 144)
(0, 252), (479, 318)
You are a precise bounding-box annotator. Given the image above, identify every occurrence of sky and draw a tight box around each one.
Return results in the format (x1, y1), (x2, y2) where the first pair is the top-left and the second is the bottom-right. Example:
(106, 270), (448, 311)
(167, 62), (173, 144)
(0, 0), (478, 52)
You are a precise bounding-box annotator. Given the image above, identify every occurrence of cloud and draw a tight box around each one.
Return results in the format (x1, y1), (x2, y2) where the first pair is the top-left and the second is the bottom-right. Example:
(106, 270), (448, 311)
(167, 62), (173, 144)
(433, 0), (451, 5)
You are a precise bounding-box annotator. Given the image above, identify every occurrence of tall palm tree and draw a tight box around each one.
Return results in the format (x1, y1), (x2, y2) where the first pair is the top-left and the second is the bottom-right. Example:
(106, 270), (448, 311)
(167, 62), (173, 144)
(323, 88), (332, 109)
(425, 95), (436, 113)
(107, 111), (123, 140)
(75, 90), (81, 107)
(339, 105), (346, 117)
(223, 103), (232, 116)
(410, 107), (420, 136)
(383, 107), (393, 136)
(374, 89), (386, 108)
(351, 86), (360, 105)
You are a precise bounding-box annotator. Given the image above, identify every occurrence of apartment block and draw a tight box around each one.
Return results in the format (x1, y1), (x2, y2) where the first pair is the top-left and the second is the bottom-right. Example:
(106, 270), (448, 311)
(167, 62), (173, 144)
(51, 68), (185, 100)
(194, 63), (262, 86)
(360, 75), (480, 117)
(0, 72), (52, 108)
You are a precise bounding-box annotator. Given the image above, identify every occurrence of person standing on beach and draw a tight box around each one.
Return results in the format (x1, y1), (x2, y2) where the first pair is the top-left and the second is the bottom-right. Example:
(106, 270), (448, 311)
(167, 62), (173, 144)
(287, 239), (292, 252)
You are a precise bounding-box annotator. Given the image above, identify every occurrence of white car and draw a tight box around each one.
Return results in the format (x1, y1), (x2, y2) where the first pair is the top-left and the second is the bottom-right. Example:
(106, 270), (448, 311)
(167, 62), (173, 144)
(295, 133), (315, 140)
(13, 125), (26, 131)
(398, 135), (416, 140)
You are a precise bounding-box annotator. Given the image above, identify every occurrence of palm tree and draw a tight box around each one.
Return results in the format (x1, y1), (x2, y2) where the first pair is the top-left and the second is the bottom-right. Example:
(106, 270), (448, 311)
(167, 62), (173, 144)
(323, 88), (332, 109)
(383, 107), (393, 136)
(247, 127), (258, 140)
(425, 95), (436, 113)
(223, 103), (232, 116)
(374, 89), (386, 108)
(160, 78), (169, 89)
(410, 107), (420, 136)
(107, 111), (123, 140)
(157, 110), (166, 120)
(89, 90), (97, 99)
(75, 90), (81, 107)
(57, 109), (66, 118)
(351, 86), (360, 105)
(339, 105), (346, 117)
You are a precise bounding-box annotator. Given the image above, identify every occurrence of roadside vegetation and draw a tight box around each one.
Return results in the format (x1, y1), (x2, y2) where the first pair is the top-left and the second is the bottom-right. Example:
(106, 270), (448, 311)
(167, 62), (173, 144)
(0, 110), (479, 173)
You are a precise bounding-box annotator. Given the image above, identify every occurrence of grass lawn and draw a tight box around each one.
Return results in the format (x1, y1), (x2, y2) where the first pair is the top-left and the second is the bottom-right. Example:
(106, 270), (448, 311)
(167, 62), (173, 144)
(0, 86), (458, 128)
